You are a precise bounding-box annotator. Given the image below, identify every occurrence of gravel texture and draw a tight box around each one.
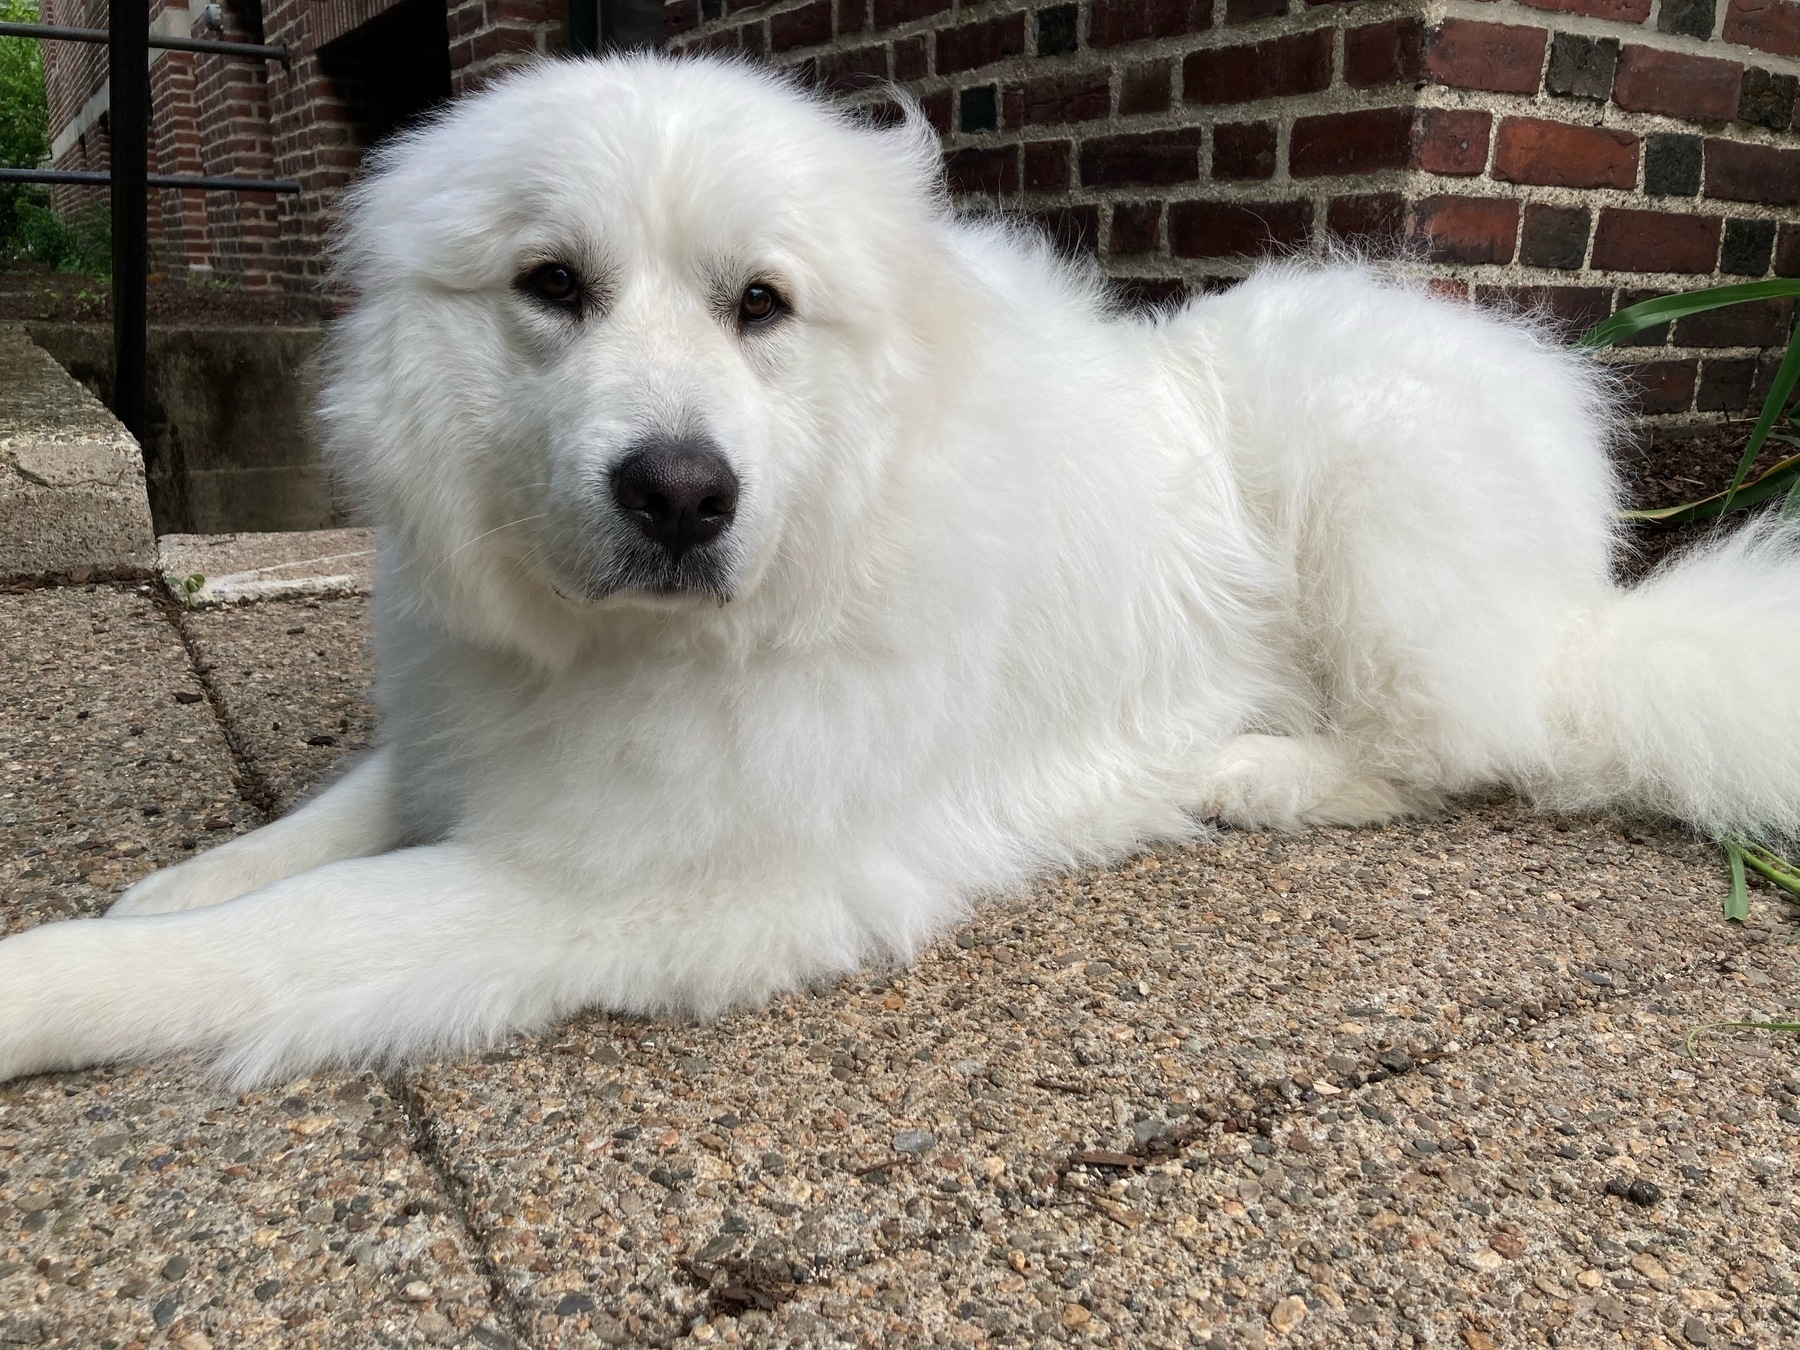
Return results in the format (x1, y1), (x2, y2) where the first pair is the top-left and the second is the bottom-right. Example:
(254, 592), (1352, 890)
(0, 585), (501, 1350)
(2, 560), (1797, 1349)
(181, 594), (378, 810)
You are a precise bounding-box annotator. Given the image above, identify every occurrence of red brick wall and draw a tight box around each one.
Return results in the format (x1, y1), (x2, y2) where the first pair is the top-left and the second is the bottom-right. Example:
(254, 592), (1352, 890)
(38, 0), (562, 296)
(669, 0), (1800, 424)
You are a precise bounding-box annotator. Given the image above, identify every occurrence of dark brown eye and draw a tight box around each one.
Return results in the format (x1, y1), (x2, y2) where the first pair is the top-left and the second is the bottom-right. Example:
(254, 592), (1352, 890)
(738, 283), (784, 326)
(523, 263), (580, 308)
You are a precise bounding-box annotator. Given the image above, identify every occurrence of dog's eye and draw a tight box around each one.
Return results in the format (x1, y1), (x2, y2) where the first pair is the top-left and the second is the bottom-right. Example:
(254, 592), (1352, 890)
(738, 283), (785, 327)
(522, 263), (580, 308)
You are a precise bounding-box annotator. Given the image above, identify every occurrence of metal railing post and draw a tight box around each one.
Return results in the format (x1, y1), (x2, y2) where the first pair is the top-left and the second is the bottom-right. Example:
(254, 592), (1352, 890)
(108, 0), (149, 445)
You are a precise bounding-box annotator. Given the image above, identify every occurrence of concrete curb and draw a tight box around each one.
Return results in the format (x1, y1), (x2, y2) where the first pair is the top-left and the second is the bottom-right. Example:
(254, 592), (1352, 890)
(0, 322), (156, 583)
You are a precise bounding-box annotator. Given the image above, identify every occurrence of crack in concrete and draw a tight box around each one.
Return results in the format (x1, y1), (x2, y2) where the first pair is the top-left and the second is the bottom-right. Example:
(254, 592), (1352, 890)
(147, 577), (280, 823)
(390, 1073), (537, 1350)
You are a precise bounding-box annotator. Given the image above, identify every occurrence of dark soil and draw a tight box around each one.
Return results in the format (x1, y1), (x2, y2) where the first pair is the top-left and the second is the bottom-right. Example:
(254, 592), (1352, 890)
(1614, 419), (1794, 580)
(0, 263), (330, 326)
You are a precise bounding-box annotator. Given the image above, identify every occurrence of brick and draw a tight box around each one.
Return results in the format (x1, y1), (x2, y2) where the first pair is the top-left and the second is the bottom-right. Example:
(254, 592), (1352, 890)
(1212, 122), (1278, 180)
(1612, 46), (1742, 121)
(1409, 196), (1520, 264)
(666, 1), (701, 36)
(1780, 224), (1800, 276)
(873, 0), (950, 25)
(1169, 199), (1314, 257)
(1006, 70), (1112, 126)
(1705, 138), (1800, 203)
(1474, 285), (1612, 336)
(1697, 357), (1757, 412)
(920, 88), (953, 134)
(1674, 296), (1793, 345)
(1109, 201), (1163, 255)
(1520, 204), (1591, 269)
(1036, 3), (1080, 55)
(960, 84), (998, 132)
(1611, 289), (1674, 346)
(1493, 118), (1637, 189)
(1225, 0), (1288, 22)
(1644, 134), (1702, 196)
(1544, 34), (1619, 101)
(1518, 0), (1649, 20)
(1080, 128), (1204, 186)
(937, 12), (1027, 75)
(816, 44), (889, 94)
(1325, 193), (1405, 248)
(1739, 67), (1798, 130)
(1724, 0), (1800, 57)
(1625, 361), (1698, 414)
(1032, 204), (1101, 257)
(1424, 21), (1548, 96)
(1184, 30), (1333, 105)
(1410, 109), (1491, 176)
(1721, 217), (1778, 274)
(1119, 60), (1172, 114)
(894, 35), (928, 82)
(1289, 107), (1414, 177)
(1345, 19), (1424, 89)
(1591, 209), (1722, 272)
(1660, 0), (1718, 37)
(837, 0), (865, 35)
(769, 0), (832, 52)
(945, 145), (1019, 194)
(1090, 0), (1210, 48)
(1023, 139), (1072, 189)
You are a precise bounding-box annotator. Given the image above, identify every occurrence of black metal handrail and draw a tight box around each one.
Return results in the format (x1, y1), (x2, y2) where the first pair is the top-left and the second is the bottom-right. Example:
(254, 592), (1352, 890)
(1, 6), (290, 442)
(0, 167), (299, 192)
(0, 20), (288, 60)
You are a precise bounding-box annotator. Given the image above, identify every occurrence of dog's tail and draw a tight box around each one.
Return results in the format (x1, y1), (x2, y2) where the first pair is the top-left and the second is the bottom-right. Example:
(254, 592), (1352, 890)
(1542, 514), (1800, 841)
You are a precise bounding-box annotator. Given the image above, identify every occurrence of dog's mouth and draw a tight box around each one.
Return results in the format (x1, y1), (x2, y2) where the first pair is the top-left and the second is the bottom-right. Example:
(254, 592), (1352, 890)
(551, 539), (737, 608)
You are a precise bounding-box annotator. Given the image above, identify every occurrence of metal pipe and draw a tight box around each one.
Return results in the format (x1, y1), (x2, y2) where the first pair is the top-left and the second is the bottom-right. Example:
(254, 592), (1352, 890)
(0, 20), (288, 61)
(109, 0), (149, 446)
(0, 167), (299, 192)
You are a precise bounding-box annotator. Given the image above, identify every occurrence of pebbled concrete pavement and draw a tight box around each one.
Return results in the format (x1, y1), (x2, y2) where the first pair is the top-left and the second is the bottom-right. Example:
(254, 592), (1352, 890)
(1, 543), (1796, 1350)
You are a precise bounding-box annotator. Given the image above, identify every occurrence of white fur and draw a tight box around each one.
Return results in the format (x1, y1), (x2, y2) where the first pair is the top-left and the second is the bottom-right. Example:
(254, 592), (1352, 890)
(4, 56), (1796, 1085)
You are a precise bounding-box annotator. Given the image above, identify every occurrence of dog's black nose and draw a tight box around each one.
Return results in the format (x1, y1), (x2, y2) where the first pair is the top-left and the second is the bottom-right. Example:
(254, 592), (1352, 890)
(611, 439), (739, 557)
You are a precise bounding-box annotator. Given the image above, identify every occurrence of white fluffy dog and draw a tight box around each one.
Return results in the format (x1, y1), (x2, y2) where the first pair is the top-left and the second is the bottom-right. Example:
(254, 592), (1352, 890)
(3, 56), (1797, 1085)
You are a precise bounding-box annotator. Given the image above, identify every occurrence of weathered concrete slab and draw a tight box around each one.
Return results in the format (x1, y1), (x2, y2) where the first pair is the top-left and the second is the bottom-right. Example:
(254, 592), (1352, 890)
(158, 528), (375, 608)
(181, 592), (378, 810)
(0, 325), (155, 582)
(3, 572), (1797, 1349)
(391, 810), (1796, 1348)
(26, 324), (335, 536)
(0, 587), (504, 1349)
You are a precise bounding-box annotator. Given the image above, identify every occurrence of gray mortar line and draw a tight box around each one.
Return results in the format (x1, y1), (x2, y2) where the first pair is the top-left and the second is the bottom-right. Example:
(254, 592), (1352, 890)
(388, 1072), (537, 1350)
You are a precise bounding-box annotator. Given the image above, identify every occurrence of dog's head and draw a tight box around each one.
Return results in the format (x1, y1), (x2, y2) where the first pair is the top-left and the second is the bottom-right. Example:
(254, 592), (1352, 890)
(322, 56), (961, 664)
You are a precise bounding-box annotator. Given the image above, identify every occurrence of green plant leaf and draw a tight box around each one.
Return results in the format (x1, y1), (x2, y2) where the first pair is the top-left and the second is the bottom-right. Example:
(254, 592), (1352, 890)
(1737, 839), (1800, 898)
(1618, 453), (1800, 526)
(1721, 837), (1749, 922)
(1721, 322), (1800, 514)
(1684, 1019), (1800, 1058)
(1576, 280), (1800, 351)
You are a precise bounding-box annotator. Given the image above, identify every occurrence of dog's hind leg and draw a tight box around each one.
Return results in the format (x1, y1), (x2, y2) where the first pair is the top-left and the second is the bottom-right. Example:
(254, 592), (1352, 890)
(109, 748), (403, 917)
(1, 843), (585, 1084)
(1188, 733), (1436, 831)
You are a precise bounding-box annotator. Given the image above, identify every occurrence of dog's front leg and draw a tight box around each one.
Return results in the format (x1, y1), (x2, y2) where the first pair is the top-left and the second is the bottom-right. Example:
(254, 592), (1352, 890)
(109, 747), (404, 917)
(1, 843), (591, 1085)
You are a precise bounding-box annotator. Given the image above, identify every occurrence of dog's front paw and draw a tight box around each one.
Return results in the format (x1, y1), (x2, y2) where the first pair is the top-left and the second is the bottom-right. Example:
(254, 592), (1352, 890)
(109, 847), (267, 917)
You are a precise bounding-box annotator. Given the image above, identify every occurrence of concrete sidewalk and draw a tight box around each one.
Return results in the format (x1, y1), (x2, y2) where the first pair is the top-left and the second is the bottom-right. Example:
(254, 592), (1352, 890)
(2, 545), (1797, 1350)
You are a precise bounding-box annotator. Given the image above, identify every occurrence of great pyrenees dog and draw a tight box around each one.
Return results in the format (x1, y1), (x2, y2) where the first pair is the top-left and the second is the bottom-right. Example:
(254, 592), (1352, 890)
(3, 56), (1797, 1085)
